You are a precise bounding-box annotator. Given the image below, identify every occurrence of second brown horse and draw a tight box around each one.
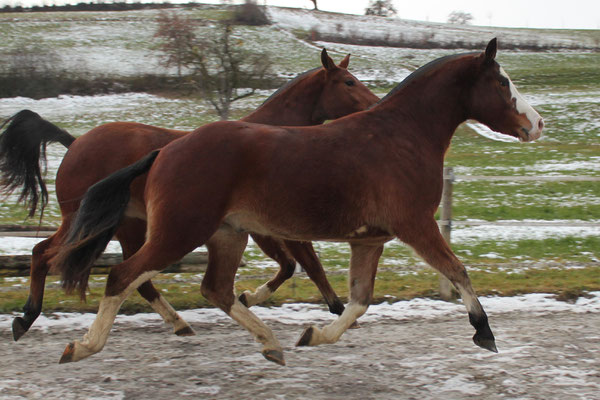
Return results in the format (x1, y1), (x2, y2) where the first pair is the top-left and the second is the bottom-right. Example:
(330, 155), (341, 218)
(1, 49), (378, 341)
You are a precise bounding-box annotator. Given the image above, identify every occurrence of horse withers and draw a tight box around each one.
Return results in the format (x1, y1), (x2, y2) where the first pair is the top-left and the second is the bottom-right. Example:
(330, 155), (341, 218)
(0, 49), (378, 342)
(55, 39), (543, 365)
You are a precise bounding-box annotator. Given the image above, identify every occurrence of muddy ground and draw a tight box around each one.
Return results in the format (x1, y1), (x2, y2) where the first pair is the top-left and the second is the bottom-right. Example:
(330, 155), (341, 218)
(1, 310), (599, 399)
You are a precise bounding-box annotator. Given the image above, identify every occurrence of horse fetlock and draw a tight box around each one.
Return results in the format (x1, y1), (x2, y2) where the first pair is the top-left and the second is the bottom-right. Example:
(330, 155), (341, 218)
(59, 340), (102, 364)
(240, 285), (272, 308)
(296, 325), (332, 346)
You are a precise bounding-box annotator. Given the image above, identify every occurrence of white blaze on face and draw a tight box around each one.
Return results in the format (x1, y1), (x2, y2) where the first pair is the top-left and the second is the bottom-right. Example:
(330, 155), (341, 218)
(500, 67), (544, 141)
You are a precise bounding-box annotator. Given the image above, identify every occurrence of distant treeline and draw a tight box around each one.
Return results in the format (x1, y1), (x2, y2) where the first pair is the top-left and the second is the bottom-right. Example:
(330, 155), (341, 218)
(0, 2), (205, 13)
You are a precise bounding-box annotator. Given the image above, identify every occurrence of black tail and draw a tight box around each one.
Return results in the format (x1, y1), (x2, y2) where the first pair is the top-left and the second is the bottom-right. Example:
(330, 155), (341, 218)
(0, 109), (76, 219)
(53, 150), (160, 299)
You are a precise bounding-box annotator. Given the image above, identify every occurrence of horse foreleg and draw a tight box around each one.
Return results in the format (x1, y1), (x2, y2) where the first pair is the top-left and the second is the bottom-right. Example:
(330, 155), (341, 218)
(238, 234), (296, 307)
(296, 243), (383, 347)
(283, 240), (346, 317)
(12, 235), (56, 341)
(117, 220), (194, 336)
(399, 218), (497, 353)
(203, 228), (285, 366)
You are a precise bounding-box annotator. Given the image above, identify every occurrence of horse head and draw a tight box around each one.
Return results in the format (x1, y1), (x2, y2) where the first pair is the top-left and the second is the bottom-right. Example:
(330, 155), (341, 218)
(312, 49), (379, 123)
(467, 38), (544, 142)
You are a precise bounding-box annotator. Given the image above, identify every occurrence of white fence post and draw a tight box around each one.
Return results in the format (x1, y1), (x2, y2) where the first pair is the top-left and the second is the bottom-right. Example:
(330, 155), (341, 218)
(439, 166), (458, 301)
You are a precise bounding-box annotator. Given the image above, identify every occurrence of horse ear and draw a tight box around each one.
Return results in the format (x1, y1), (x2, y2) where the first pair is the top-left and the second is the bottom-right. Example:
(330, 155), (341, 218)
(484, 38), (497, 63)
(338, 54), (350, 69)
(321, 48), (337, 71)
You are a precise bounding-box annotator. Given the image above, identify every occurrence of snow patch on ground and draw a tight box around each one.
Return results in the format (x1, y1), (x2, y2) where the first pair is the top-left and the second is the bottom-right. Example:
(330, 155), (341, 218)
(1, 292), (598, 332)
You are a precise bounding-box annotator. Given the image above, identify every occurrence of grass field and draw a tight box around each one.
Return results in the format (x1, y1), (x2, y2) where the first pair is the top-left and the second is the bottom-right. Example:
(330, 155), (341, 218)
(0, 5), (598, 311)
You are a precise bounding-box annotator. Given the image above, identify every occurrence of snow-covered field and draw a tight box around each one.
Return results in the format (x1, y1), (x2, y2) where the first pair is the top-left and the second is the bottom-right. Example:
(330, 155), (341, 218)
(0, 6), (598, 263)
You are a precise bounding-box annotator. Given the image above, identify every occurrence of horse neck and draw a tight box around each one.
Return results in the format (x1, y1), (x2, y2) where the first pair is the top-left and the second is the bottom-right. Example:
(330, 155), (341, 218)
(372, 63), (471, 153)
(241, 71), (323, 126)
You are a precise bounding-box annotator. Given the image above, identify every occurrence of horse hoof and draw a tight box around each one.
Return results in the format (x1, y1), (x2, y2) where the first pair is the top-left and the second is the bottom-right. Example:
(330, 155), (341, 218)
(473, 334), (498, 353)
(59, 342), (76, 364)
(175, 326), (195, 336)
(262, 349), (285, 366)
(238, 293), (249, 307)
(296, 326), (314, 347)
(12, 317), (29, 342)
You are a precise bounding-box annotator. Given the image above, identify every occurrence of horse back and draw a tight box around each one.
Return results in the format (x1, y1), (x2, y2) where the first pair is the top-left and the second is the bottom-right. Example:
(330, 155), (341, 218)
(145, 119), (443, 241)
(56, 122), (187, 213)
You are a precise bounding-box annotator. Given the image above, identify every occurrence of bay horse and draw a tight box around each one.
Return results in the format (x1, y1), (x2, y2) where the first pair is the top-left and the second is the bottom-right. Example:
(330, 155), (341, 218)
(54, 39), (543, 366)
(0, 49), (378, 342)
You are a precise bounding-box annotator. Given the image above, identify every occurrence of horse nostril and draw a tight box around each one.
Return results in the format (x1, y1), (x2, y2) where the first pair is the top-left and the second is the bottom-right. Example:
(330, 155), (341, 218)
(538, 118), (544, 131)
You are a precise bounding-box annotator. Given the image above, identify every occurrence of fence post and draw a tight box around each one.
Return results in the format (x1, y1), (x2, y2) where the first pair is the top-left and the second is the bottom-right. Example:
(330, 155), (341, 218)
(439, 166), (458, 301)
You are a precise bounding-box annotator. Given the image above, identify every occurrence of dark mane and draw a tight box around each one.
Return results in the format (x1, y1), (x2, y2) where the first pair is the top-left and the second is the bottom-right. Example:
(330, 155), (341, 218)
(374, 52), (479, 107)
(260, 67), (321, 106)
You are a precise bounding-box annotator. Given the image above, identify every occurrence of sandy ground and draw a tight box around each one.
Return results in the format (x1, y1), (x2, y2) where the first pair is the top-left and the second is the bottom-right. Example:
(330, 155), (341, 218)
(1, 308), (599, 400)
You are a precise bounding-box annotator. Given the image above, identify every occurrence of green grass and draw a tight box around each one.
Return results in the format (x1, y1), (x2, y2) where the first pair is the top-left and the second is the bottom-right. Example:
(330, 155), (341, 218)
(1, 265), (598, 314)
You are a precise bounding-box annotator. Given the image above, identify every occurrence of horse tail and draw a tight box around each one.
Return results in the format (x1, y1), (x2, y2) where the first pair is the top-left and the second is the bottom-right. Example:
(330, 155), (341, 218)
(0, 109), (76, 219)
(53, 150), (160, 299)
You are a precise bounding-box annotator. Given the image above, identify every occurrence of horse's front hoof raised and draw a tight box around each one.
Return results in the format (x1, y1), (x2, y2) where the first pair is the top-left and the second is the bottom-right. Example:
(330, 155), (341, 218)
(473, 333), (498, 353)
(12, 317), (29, 342)
(59, 342), (76, 364)
(262, 349), (285, 366)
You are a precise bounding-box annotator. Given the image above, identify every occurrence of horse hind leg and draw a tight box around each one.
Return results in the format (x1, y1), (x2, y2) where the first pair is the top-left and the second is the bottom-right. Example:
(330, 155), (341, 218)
(59, 243), (180, 364)
(283, 240), (347, 318)
(297, 243), (383, 347)
(117, 219), (194, 336)
(137, 281), (194, 336)
(240, 235), (347, 321)
(238, 234), (297, 308)
(398, 218), (497, 353)
(202, 227), (285, 366)
(12, 234), (58, 341)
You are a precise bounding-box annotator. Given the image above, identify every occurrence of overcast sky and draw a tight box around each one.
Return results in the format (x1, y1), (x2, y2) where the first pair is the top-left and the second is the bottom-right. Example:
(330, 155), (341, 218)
(2, 0), (599, 30)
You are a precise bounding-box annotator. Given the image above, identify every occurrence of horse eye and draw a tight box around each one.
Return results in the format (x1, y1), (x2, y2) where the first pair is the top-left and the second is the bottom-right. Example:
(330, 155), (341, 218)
(499, 79), (509, 87)
(345, 80), (355, 87)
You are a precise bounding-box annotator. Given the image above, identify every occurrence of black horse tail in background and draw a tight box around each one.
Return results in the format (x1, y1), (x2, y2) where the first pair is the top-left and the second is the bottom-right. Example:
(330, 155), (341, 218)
(0, 110), (76, 218)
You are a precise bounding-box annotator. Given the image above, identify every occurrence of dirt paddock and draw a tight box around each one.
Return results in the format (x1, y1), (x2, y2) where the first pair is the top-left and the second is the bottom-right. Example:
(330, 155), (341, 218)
(1, 307), (599, 399)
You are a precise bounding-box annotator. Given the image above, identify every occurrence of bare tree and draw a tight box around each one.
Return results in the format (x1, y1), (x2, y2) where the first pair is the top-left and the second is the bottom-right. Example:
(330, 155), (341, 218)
(447, 11), (474, 25)
(155, 16), (272, 120)
(365, 0), (397, 17)
(233, 0), (271, 25)
(154, 11), (198, 77)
